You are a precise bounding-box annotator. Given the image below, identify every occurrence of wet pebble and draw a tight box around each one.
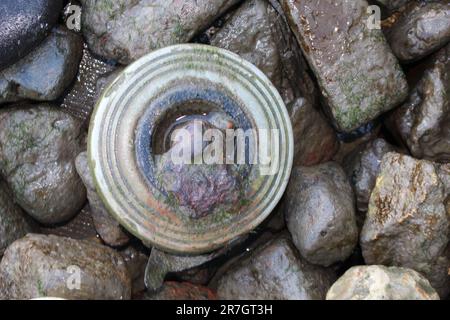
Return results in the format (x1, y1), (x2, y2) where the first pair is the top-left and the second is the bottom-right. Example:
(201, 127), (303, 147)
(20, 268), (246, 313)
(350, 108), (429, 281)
(285, 162), (358, 267)
(0, 233), (131, 299)
(0, 105), (86, 224)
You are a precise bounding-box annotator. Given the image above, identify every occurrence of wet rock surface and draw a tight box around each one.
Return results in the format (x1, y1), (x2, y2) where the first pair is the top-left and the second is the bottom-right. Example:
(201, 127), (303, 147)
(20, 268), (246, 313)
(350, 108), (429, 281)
(0, 105), (86, 224)
(75, 151), (130, 247)
(0, 0), (64, 71)
(0, 27), (83, 105)
(327, 265), (440, 300)
(0, 181), (33, 255)
(360, 152), (449, 297)
(288, 98), (339, 166)
(385, 1), (450, 63)
(0, 234), (131, 299)
(145, 247), (222, 292)
(343, 138), (395, 213)
(281, 0), (408, 132)
(81, 0), (241, 64)
(388, 43), (450, 163)
(216, 236), (336, 300)
(0, 0), (448, 301)
(210, 0), (285, 95)
(285, 163), (358, 266)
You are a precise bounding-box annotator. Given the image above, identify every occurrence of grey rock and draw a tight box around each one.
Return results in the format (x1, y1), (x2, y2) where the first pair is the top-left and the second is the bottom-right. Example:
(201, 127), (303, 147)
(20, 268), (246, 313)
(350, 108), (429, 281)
(216, 236), (336, 299)
(343, 138), (395, 213)
(388, 43), (450, 163)
(281, 0), (408, 132)
(75, 151), (130, 247)
(0, 234), (131, 299)
(327, 265), (440, 300)
(0, 181), (33, 256)
(361, 152), (449, 297)
(285, 162), (358, 267)
(0, 0), (64, 71)
(385, 1), (450, 63)
(81, 0), (240, 64)
(0, 27), (83, 104)
(211, 0), (338, 165)
(0, 105), (86, 224)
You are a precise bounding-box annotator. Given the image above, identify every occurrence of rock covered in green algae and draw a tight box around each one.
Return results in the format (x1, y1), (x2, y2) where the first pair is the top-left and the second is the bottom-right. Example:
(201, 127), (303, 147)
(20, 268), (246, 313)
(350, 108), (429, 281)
(0, 27), (83, 105)
(326, 265), (440, 300)
(285, 162), (358, 267)
(360, 152), (449, 297)
(385, 1), (450, 63)
(0, 105), (86, 224)
(80, 0), (241, 64)
(216, 236), (336, 300)
(0, 234), (131, 300)
(0, 181), (33, 256)
(280, 0), (408, 132)
(388, 43), (450, 163)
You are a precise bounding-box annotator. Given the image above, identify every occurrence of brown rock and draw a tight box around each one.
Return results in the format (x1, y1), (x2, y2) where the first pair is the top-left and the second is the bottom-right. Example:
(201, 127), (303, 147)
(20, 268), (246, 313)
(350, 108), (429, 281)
(361, 152), (449, 297)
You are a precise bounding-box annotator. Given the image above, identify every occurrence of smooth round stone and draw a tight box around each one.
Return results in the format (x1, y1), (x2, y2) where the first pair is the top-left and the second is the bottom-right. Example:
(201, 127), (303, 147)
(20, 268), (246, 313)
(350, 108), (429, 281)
(0, 0), (64, 71)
